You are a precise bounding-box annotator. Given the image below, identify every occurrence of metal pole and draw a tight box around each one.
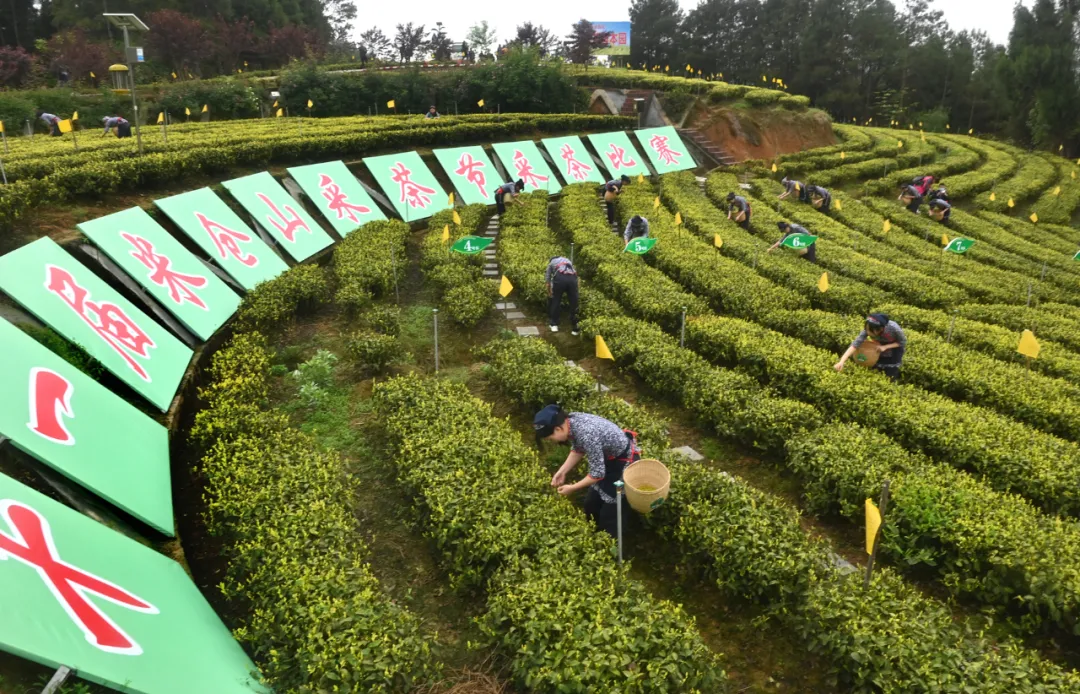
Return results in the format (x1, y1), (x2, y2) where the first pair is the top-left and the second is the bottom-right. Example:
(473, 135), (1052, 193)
(569, 242), (574, 264)
(863, 480), (891, 590)
(0, 157), (7, 184)
(1027, 280), (1033, 308)
(122, 26), (143, 156)
(390, 243), (400, 305)
(680, 306), (686, 348)
(41, 666), (72, 694)
(614, 480), (624, 565)
(162, 110), (167, 143)
(2, 128), (8, 154)
(946, 311), (957, 343)
(433, 309), (440, 373)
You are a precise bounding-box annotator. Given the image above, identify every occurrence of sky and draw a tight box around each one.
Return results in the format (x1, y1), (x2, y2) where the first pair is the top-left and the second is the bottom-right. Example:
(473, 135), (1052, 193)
(352, 0), (1027, 49)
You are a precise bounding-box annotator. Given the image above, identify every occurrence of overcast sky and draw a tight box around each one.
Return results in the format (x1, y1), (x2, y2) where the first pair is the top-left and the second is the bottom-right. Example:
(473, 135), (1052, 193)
(352, 0), (1026, 49)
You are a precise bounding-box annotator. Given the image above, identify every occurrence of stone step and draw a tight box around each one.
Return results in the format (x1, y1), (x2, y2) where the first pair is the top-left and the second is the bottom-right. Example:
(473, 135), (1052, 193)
(482, 269), (499, 277)
(505, 311), (526, 320)
(516, 326), (540, 337)
(484, 263), (498, 270)
(495, 302), (517, 310)
(669, 445), (705, 462)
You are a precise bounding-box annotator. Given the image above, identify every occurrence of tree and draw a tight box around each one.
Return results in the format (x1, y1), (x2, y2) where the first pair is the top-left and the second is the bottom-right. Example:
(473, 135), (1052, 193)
(629, 0), (683, 71)
(465, 20), (496, 56)
(43, 29), (113, 86)
(146, 10), (209, 74)
(321, 0), (357, 43)
(566, 19), (610, 66)
(506, 22), (559, 56)
(359, 27), (393, 61)
(209, 16), (258, 76)
(394, 22), (426, 63)
(0, 45), (35, 87)
(263, 24), (322, 66)
(427, 22), (453, 61)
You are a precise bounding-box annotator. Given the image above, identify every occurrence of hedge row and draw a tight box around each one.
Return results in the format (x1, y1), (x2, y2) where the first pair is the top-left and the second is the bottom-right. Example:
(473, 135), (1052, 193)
(790, 130), (939, 188)
(333, 219), (410, 313)
(978, 209), (1080, 256)
(773, 124), (873, 164)
(584, 314), (1080, 668)
(947, 207), (1080, 284)
(494, 190), (625, 320)
(1028, 156), (1080, 224)
(190, 332), (436, 692)
(555, 183), (710, 332)
(373, 373), (727, 692)
(861, 136), (982, 195)
(933, 135), (1019, 199)
(955, 303), (1080, 354)
(682, 314), (1080, 516)
(879, 302), (1080, 383)
(614, 178), (810, 318)
(678, 171), (892, 314)
(235, 263), (332, 332)
(757, 308), (1080, 440)
(977, 148), (1059, 214)
(420, 203), (498, 327)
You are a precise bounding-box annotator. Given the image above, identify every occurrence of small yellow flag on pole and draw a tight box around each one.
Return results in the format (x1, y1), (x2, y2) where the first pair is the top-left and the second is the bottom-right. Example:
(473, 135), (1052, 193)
(275, 108), (283, 117)
(674, 212), (682, 226)
(883, 219), (891, 233)
(664, 65), (669, 72)
(156, 112), (164, 124)
(596, 335), (614, 360)
(185, 107), (191, 116)
(1008, 198), (1015, 208)
(71, 111), (78, 121)
(448, 192), (455, 206)
(637, 173), (644, 184)
(1, 121), (7, 133)
(441, 225), (450, 242)
(57, 119), (72, 134)
(1018, 329), (1041, 359)
(307, 99), (313, 109)
(817, 272), (830, 293)
(686, 64), (692, 72)
(969, 128), (973, 134)
(498, 275), (514, 297)
(90, 71), (95, 78)
(834, 199), (842, 211)
(171, 71), (177, 79)
(273, 100), (278, 108)
(989, 192), (996, 201)
(387, 99), (395, 109)
(653, 196), (660, 210)
(202, 104), (208, 113)
(897, 140), (904, 148)
(1030, 212), (1039, 223)
(1054, 186), (1062, 196)
(840, 151), (846, 160)
(942, 233), (949, 247)
(713, 234), (723, 248)
(771, 163), (778, 173)
(452, 210), (462, 226)
(865, 498), (882, 554)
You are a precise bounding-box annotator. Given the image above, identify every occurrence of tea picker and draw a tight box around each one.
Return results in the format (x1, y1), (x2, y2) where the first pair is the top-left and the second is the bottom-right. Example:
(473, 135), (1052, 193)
(768, 222), (817, 263)
(623, 215), (650, 244)
(834, 313), (907, 381)
(726, 192), (753, 230)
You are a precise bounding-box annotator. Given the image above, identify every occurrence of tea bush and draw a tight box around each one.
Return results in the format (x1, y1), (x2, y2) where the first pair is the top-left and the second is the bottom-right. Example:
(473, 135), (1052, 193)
(235, 263), (331, 332)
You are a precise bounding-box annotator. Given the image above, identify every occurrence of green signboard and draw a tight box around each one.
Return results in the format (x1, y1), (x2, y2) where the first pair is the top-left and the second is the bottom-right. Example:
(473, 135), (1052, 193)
(780, 233), (818, 250)
(540, 136), (605, 184)
(433, 146), (501, 206)
(491, 140), (562, 194)
(78, 208), (241, 342)
(0, 474), (266, 693)
(944, 237), (975, 254)
(0, 318), (173, 535)
(623, 237), (657, 254)
(154, 188), (289, 291)
(287, 160), (385, 236)
(364, 151), (449, 222)
(0, 238), (192, 412)
(451, 236), (494, 254)
(587, 131), (652, 179)
(633, 127), (696, 173)
(222, 172), (334, 262)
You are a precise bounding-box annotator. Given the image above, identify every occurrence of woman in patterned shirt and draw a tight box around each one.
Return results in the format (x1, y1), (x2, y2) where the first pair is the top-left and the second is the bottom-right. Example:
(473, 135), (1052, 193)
(534, 405), (640, 538)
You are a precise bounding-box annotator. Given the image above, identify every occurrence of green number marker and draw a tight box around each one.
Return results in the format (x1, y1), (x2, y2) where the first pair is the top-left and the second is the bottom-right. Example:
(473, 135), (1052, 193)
(780, 233), (817, 250)
(451, 236), (494, 254)
(944, 237), (975, 254)
(624, 237), (658, 254)
(1072, 249), (1080, 261)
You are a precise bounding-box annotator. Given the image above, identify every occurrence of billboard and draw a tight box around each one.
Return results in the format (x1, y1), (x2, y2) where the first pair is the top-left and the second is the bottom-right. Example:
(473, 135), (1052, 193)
(587, 131), (652, 178)
(591, 22), (631, 56)
(287, 161), (386, 237)
(491, 141), (562, 194)
(363, 151), (449, 222)
(432, 146), (502, 206)
(222, 172), (335, 261)
(633, 127), (697, 173)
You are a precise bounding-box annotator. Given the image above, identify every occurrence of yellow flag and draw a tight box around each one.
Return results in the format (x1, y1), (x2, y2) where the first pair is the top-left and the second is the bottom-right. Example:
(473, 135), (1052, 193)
(498, 275), (514, 298)
(653, 196), (660, 210)
(840, 151), (846, 160)
(452, 210), (462, 226)
(942, 233), (949, 247)
(817, 271), (830, 293)
(674, 212), (682, 226)
(71, 111), (78, 121)
(90, 71), (96, 78)
(989, 192), (996, 201)
(448, 192), (455, 206)
(713, 234), (723, 248)
(883, 219), (891, 233)
(664, 65), (669, 72)
(57, 119), (72, 133)
(273, 100), (278, 108)
(387, 99), (395, 109)
(201, 104), (208, 113)
(244, 61), (248, 67)
(1060, 144), (1065, 151)
(897, 140), (904, 148)
(1008, 198), (1015, 208)
(156, 112), (164, 124)
(1018, 329), (1041, 359)
(771, 163), (778, 173)
(946, 123), (950, 129)
(596, 334), (614, 360)
(171, 71), (177, 79)
(919, 121), (923, 127)
(969, 128), (973, 134)
(834, 199), (842, 211)
(1054, 186), (1062, 196)
(637, 173), (644, 184)
(865, 498), (882, 554)
(0, 121), (6, 133)
(275, 108), (283, 117)
(761, 75), (766, 82)
(686, 64), (692, 71)
(1030, 212), (1039, 223)
(441, 225), (450, 242)
(307, 99), (313, 108)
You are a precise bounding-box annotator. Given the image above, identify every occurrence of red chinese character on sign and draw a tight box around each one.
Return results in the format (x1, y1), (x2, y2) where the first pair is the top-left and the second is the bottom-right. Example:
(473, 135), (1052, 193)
(619, 33), (627, 45)
(27, 368), (75, 445)
(390, 162), (437, 209)
(122, 233), (208, 310)
(257, 193), (310, 243)
(559, 144), (593, 182)
(44, 265), (155, 382)
(513, 151), (550, 189)
(0, 500), (158, 655)
(648, 134), (684, 166)
(318, 174), (371, 224)
(195, 213), (260, 268)
(454, 153), (489, 199)
(606, 143), (637, 170)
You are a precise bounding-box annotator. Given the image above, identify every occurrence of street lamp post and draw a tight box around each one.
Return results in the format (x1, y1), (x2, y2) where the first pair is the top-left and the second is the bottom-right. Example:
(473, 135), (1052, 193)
(104, 13), (149, 155)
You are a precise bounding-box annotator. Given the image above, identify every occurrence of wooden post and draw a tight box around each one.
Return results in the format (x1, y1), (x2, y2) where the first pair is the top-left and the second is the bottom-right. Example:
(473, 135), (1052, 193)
(863, 480), (891, 589)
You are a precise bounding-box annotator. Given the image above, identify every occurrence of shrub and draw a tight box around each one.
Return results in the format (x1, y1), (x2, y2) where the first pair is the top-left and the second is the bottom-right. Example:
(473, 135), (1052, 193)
(743, 88), (785, 106)
(779, 94), (811, 110)
(291, 349), (338, 406)
(235, 263), (331, 332)
(18, 323), (105, 381)
(333, 219), (409, 313)
(362, 304), (402, 336)
(346, 330), (403, 372)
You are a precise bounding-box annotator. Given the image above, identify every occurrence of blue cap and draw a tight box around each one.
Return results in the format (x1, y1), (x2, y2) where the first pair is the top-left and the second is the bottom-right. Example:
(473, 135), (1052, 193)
(533, 405), (561, 431)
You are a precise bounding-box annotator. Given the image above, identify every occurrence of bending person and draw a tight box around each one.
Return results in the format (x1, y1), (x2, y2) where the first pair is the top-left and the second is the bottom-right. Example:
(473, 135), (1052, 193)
(545, 255), (579, 335)
(623, 215), (650, 244)
(726, 192), (753, 230)
(768, 221), (817, 263)
(834, 313), (907, 381)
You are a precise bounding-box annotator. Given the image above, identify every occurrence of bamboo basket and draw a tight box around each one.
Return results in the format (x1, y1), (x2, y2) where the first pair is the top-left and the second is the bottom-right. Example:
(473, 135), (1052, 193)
(852, 341), (880, 368)
(623, 459), (671, 514)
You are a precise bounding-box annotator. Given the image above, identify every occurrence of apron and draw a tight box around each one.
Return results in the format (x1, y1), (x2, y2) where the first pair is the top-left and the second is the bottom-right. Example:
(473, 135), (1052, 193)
(604, 189), (617, 203)
(596, 430), (640, 501)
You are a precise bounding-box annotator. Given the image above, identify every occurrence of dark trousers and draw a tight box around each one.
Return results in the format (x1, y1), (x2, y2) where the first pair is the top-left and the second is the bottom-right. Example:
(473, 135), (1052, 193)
(906, 196), (923, 213)
(876, 364), (901, 381)
(117, 122), (132, 138)
(802, 244), (818, 264)
(876, 349), (903, 382)
(606, 201), (615, 224)
(549, 274), (579, 329)
(496, 192), (506, 214)
(584, 487), (635, 539)
(50, 127), (61, 137)
(738, 216), (750, 231)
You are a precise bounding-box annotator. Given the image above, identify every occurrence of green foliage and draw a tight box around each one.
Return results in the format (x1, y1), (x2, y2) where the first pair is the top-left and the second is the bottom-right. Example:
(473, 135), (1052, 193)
(743, 88), (784, 106)
(362, 304), (402, 336)
(156, 79), (262, 120)
(190, 332), (436, 692)
(1027, 157), (1080, 224)
(420, 203), (497, 327)
(17, 323), (104, 381)
(346, 331), (405, 372)
(954, 303), (1080, 353)
(333, 219), (409, 313)
(291, 349), (338, 406)
(373, 374), (726, 692)
(235, 264), (331, 332)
